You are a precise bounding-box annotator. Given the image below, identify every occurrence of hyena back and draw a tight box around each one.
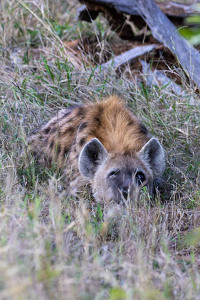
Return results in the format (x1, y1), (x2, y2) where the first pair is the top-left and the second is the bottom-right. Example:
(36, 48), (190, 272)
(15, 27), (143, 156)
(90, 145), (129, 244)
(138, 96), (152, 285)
(28, 96), (165, 203)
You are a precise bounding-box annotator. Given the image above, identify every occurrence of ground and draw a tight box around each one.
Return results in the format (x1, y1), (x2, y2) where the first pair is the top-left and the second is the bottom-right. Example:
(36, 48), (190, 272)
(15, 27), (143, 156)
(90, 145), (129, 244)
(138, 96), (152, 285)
(0, 1), (200, 299)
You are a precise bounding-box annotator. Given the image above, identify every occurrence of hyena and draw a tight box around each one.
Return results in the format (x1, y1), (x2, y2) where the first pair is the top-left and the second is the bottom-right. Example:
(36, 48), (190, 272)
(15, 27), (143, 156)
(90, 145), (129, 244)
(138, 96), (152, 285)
(28, 95), (165, 204)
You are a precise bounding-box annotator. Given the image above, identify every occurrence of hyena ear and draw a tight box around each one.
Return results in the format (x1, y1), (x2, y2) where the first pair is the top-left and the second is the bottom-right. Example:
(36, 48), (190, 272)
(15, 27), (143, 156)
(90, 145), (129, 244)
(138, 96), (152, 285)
(79, 138), (108, 179)
(139, 137), (165, 178)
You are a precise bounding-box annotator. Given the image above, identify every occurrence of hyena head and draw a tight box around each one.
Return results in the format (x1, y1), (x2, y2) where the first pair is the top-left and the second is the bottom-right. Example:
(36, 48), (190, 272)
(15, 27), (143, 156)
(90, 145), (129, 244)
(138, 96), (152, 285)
(78, 138), (165, 204)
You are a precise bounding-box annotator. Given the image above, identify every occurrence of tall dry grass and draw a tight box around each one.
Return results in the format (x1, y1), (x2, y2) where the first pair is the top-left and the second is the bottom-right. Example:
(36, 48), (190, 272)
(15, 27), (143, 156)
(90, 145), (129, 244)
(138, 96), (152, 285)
(0, 0), (200, 299)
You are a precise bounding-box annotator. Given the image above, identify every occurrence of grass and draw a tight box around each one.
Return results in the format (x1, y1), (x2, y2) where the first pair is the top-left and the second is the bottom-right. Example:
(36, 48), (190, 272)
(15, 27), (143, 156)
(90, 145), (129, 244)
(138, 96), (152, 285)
(0, 0), (200, 299)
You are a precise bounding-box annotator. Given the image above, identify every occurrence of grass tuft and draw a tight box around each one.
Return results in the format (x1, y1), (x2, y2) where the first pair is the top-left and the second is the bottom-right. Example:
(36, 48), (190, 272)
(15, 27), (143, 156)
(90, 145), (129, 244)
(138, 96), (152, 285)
(0, 0), (200, 299)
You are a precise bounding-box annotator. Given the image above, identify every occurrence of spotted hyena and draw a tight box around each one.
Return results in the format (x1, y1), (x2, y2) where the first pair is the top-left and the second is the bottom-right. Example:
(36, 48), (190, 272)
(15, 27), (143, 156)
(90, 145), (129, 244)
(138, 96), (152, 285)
(28, 95), (165, 204)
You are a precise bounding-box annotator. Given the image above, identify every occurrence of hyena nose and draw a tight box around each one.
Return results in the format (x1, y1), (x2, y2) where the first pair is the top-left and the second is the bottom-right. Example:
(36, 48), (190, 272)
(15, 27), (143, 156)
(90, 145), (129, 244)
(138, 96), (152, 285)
(121, 179), (131, 200)
(122, 187), (129, 199)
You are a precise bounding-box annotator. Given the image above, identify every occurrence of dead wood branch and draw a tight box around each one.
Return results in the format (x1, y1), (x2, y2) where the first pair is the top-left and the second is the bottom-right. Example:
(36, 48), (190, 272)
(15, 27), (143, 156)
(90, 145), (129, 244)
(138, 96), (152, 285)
(99, 44), (156, 70)
(137, 0), (200, 88)
(77, 0), (200, 88)
(77, 1), (196, 40)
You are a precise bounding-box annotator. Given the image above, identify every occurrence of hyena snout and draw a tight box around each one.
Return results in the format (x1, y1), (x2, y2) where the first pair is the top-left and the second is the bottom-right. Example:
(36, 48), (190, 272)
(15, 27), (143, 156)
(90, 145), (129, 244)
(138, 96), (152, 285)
(119, 178), (133, 200)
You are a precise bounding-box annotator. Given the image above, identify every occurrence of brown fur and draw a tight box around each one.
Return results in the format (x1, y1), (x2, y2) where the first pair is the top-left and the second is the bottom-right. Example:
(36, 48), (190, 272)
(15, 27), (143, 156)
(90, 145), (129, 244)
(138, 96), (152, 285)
(29, 96), (164, 203)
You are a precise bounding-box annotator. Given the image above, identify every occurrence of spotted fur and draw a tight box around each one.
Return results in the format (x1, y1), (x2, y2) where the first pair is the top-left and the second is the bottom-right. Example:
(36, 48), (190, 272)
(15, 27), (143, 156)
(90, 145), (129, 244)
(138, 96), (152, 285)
(28, 96), (165, 203)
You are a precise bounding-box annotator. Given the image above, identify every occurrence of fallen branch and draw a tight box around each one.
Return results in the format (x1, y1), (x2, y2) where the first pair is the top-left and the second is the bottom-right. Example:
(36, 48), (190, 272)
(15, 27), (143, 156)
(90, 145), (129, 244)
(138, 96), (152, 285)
(137, 0), (200, 88)
(78, 0), (200, 88)
(99, 44), (156, 70)
(77, 1), (195, 40)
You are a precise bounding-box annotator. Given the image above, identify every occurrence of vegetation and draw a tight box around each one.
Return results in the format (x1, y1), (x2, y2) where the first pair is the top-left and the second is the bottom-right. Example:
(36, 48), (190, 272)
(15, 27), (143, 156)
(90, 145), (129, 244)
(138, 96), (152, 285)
(179, 3), (200, 45)
(0, 1), (199, 299)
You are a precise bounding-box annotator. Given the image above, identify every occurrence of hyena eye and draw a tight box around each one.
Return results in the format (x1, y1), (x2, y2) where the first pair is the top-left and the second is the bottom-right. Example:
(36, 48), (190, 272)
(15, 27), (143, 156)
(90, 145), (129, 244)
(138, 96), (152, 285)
(108, 169), (120, 179)
(135, 171), (146, 185)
